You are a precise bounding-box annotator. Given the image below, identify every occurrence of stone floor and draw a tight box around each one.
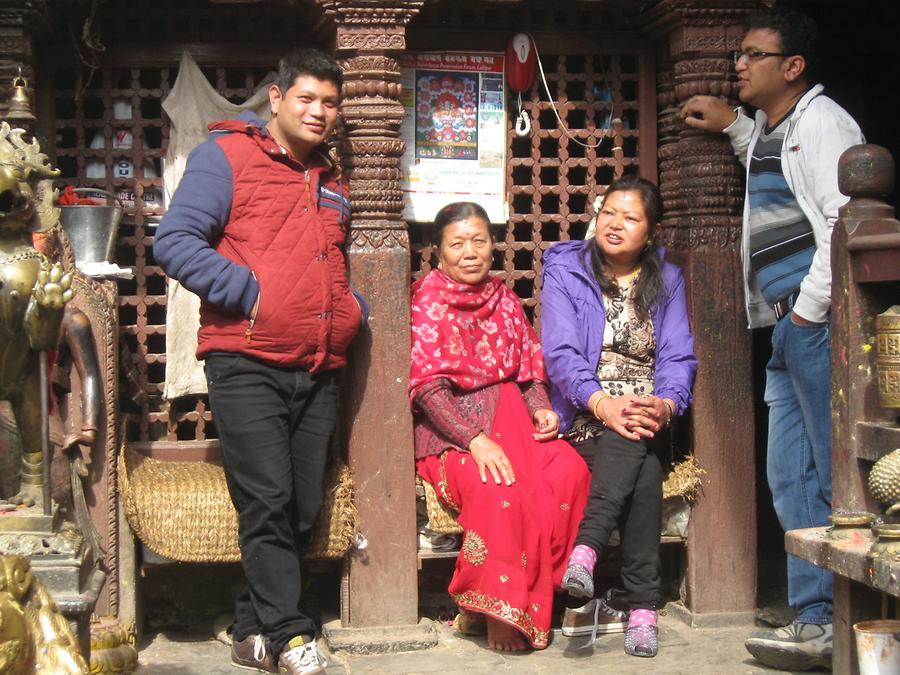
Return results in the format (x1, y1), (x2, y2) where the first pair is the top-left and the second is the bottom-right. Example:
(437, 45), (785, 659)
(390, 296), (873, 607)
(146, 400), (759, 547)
(134, 611), (814, 675)
(132, 545), (806, 674)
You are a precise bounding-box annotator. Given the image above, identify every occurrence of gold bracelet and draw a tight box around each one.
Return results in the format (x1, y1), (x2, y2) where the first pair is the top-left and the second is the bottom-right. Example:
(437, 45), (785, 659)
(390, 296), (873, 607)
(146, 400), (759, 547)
(592, 391), (611, 421)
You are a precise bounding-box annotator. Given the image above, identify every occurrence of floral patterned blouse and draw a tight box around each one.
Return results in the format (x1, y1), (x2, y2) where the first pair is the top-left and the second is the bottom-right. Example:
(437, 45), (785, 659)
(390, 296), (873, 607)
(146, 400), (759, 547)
(565, 274), (656, 443)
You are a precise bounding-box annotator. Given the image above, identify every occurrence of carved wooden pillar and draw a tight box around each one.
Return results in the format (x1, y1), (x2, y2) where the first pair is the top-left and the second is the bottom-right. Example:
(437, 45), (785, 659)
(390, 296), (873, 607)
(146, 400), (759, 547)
(318, 0), (423, 628)
(644, 0), (761, 618)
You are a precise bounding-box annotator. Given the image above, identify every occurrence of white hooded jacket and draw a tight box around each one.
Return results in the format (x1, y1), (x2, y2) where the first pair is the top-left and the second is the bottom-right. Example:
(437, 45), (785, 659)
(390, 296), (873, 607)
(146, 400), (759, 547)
(724, 84), (864, 328)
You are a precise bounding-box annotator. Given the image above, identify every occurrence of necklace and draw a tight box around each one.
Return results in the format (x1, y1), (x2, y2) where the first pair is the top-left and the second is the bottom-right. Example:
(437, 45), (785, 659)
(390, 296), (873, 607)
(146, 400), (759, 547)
(616, 265), (641, 288)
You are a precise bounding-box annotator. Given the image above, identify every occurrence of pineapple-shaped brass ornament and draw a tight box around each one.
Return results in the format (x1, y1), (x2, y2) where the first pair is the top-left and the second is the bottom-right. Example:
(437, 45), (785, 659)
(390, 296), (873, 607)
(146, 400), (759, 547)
(869, 448), (900, 514)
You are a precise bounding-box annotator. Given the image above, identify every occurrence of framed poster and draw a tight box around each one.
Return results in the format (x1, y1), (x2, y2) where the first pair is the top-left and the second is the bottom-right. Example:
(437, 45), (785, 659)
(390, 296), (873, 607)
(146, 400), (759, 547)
(400, 53), (507, 224)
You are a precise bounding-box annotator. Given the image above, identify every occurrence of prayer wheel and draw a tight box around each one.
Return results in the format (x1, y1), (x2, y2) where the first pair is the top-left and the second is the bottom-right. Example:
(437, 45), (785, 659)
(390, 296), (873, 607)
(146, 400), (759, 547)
(876, 305), (900, 408)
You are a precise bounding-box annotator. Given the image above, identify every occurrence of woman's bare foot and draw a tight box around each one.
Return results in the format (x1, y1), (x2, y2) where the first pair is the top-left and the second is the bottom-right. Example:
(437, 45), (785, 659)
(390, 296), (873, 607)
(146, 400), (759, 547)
(486, 616), (529, 651)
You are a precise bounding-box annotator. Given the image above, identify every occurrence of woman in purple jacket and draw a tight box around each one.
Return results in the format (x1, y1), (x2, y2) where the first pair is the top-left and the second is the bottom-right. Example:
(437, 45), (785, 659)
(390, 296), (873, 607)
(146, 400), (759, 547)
(540, 175), (697, 658)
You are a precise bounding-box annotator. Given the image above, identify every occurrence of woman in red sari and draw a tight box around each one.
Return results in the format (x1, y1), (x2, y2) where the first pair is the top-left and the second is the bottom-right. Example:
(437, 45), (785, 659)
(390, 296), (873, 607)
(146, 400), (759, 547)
(410, 202), (591, 651)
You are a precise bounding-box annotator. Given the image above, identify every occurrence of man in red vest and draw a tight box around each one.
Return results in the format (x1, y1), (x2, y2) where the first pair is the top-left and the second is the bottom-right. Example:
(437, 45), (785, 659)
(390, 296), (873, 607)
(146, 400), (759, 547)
(155, 48), (366, 675)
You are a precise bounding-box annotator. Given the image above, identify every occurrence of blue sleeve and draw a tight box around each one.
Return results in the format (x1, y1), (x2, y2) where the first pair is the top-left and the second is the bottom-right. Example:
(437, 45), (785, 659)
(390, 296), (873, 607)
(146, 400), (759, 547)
(153, 139), (259, 316)
(540, 262), (602, 410)
(352, 289), (369, 326)
(653, 269), (698, 416)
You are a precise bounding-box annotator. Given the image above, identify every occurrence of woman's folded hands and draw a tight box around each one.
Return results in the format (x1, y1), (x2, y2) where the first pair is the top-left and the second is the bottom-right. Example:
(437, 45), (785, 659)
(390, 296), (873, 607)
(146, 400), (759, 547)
(593, 394), (674, 441)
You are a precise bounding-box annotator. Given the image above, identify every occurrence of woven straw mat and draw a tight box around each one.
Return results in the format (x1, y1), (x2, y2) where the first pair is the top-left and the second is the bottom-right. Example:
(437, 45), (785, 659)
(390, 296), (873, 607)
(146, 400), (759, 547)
(119, 445), (358, 563)
(418, 476), (463, 535)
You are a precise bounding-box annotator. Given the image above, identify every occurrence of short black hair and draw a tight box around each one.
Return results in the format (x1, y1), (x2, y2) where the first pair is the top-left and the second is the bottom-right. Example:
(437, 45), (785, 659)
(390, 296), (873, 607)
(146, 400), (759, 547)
(744, 7), (819, 79)
(431, 201), (492, 246)
(275, 48), (344, 94)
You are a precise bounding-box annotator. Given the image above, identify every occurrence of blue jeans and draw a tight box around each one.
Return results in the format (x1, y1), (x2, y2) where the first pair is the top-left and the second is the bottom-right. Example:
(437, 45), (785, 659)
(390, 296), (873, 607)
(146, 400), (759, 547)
(765, 314), (833, 625)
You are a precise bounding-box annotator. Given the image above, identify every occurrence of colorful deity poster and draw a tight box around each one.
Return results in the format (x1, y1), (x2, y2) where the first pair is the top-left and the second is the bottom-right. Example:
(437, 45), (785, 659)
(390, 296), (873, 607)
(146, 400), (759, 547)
(414, 70), (479, 160)
(400, 53), (507, 223)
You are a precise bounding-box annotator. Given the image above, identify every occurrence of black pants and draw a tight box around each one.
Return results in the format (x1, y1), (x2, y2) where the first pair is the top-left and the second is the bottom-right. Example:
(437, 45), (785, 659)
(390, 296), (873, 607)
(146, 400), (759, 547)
(205, 354), (338, 659)
(572, 431), (663, 610)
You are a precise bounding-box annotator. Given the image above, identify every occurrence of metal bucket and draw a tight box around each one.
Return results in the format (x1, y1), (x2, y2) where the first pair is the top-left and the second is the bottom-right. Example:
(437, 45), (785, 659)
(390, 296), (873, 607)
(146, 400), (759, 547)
(58, 188), (124, 263)
(854, 620), (900, 675)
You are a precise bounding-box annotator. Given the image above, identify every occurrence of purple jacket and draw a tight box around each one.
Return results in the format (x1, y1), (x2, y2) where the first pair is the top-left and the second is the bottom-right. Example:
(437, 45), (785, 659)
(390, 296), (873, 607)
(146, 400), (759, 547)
(540, 240), (697, 432)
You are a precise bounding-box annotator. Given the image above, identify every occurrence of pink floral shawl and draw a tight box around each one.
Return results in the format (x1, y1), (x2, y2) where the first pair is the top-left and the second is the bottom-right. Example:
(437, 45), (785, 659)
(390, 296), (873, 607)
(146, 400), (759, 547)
(409, 269), (545, 398)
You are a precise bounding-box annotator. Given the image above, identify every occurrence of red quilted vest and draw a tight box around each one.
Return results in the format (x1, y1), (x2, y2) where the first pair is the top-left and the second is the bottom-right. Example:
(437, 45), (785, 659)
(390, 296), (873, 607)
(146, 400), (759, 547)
(196, 121), (360, 371)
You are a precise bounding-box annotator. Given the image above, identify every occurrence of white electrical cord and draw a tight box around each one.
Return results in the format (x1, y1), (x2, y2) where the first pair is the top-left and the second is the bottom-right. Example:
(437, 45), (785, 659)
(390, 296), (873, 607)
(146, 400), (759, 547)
(526, 32), (619, 150)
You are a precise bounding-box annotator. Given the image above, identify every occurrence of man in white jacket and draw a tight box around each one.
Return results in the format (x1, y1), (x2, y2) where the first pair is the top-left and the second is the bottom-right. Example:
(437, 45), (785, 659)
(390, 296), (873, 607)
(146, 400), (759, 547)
(681, 7), (863, 672)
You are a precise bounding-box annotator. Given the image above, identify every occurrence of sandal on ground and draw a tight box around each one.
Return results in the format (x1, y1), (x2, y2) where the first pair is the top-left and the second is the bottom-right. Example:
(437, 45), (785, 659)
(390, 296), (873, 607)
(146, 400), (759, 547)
(452, 610), (487, 636)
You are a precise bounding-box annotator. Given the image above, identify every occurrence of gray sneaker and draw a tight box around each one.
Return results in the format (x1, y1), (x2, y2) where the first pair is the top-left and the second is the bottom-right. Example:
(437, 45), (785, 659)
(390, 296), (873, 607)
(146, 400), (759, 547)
(561, 590), (628, 637)
(744, 621), (833, 671)
(231, 634), (277, 673)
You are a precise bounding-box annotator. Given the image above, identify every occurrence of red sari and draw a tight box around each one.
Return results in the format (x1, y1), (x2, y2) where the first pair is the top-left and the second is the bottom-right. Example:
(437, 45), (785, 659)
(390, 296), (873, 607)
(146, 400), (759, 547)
(411, 270), (590, 648)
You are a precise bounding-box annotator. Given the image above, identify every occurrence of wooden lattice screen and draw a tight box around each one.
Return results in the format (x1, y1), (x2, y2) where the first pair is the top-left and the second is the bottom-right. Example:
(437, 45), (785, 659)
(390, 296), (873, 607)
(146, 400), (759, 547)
(48, 65), (277, 443)
(40, 0), (652, 444)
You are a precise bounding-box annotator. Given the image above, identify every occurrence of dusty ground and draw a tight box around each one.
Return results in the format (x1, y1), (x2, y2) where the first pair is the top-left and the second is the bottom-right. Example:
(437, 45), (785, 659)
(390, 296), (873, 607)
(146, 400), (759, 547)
(134, 609), (811, 675)
(132, 543), (804, 674)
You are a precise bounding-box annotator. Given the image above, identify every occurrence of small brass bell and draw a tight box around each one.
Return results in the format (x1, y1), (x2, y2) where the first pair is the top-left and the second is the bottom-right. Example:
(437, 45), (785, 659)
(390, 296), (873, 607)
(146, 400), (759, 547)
(5, 70), (35, 123)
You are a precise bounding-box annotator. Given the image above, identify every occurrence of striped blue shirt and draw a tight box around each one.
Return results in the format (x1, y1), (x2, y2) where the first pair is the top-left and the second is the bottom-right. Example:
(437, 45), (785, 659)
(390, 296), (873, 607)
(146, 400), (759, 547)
(747, 116), (815, 306)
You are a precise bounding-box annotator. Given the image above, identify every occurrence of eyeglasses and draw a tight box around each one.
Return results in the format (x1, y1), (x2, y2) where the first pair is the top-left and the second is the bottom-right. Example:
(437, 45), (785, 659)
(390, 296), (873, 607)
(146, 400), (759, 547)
(732, 49), (792, 65)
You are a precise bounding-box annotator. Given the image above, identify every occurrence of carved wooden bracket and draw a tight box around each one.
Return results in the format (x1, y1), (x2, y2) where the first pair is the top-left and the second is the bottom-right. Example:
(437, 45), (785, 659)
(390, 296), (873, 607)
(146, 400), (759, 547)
(0, 1), (50, 31)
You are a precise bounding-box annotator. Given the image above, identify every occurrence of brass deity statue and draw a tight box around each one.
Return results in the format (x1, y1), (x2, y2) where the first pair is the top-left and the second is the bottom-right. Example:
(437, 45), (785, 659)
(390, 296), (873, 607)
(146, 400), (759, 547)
(0, 554), (88, 674)
(0, 122), (73, 510)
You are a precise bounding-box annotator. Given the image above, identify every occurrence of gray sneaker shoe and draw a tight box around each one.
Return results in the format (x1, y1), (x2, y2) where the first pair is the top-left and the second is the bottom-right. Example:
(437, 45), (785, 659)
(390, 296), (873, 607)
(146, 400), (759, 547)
(561, 589), (628, 637)
(231, 634), (277, 673)
(278, 635), (327, 675)
(744, 621), (833, 671)
(562, 562), (594, 599)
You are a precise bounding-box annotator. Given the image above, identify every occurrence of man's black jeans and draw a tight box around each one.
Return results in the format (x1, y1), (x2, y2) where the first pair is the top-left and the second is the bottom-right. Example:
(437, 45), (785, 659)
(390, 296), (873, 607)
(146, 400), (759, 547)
(572, 431), (664, 610)
(206, 354), (338, 659)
